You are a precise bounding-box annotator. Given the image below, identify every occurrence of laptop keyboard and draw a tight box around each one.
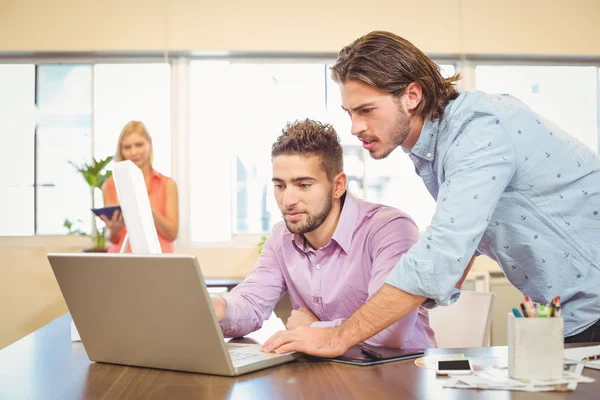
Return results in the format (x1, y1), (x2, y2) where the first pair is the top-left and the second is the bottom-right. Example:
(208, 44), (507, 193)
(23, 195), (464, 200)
(229, 352), (258, 362)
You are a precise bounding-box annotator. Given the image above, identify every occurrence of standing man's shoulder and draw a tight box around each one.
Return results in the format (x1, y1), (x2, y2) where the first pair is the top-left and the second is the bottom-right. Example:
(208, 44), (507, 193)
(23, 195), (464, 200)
(445, 90), (502, 126)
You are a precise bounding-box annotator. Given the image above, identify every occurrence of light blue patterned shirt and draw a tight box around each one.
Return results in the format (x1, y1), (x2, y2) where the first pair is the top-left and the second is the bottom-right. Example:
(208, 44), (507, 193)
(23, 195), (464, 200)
(386, 90), (600, 336)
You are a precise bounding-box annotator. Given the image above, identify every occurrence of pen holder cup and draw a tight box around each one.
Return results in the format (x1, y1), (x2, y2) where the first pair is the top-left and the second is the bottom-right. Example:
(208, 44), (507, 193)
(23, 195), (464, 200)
(508, 313), (564, 380)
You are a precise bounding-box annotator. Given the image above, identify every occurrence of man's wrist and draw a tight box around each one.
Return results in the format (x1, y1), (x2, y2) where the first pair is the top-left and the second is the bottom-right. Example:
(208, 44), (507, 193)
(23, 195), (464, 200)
(335, 320), (359, 349)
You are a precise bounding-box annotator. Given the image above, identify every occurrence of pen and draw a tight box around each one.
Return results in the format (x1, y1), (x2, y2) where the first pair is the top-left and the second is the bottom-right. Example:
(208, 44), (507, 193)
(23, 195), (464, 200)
(583, 354), (600, 361)
(520, 303), (529, 318)
(524, 296), (536, 318)
(360, 346), (383, 360)
(512, 308), (523, 318)
(553, 296), (561, 317)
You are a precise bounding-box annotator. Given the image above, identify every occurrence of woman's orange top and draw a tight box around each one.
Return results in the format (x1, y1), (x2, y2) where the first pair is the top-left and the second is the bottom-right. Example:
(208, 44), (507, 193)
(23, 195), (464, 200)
(103, 169), (174, 253)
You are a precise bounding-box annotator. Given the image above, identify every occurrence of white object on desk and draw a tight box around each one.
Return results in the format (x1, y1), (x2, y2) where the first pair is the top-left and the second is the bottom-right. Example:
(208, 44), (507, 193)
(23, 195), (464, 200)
(508, 313), (564, 380)
(441, 367), (594, 392)
(564, 345), (600, 370)
(224, 314), (286, 346)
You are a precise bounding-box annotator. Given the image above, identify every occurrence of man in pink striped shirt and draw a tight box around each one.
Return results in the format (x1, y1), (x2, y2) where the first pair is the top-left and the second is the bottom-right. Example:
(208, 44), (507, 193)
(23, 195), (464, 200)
(211, 119), (436, 349)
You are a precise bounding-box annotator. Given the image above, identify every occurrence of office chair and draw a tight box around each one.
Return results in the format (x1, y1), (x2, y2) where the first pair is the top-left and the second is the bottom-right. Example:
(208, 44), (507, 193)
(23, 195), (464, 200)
(428, 291), (495, 348)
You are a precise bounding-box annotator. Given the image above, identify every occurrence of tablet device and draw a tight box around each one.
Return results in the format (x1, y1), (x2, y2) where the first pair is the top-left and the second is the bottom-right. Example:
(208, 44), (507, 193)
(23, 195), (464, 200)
(91, 205), (122, 219)
(309, 345), (425, 366)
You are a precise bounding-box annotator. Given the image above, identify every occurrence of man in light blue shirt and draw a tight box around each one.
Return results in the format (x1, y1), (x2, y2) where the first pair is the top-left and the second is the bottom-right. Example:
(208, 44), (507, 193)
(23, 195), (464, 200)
(263, 31), (600, 356)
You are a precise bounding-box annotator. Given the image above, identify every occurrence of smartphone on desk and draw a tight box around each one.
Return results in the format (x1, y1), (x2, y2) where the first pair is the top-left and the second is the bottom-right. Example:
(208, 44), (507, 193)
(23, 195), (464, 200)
(436, 359), (473, 375)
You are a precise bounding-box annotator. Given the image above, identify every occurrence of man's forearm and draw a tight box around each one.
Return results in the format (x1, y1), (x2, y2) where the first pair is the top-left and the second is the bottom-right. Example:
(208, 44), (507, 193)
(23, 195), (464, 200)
(338, 284), (425, 348)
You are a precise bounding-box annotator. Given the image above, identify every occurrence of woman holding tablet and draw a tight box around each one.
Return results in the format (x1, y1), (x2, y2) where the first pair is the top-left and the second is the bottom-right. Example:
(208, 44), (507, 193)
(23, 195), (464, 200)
(100, 120), (179, 253)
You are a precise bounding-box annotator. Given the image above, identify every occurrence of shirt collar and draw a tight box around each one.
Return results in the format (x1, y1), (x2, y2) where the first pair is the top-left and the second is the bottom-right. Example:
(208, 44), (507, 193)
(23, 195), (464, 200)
(407, 117), (440, 162)
(290, 191), (359, 255)
(330, 191), (358, 254)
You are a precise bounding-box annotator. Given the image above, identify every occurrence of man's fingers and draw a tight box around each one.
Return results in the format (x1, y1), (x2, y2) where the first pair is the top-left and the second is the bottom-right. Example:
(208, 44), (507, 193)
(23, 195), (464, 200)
(262, 331), (281, 350)
(262, 330), (289, 352)
(275, 342), (300, 354)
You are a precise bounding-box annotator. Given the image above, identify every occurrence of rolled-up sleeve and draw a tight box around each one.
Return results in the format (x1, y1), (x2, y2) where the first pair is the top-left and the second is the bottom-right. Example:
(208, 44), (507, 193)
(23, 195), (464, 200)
(386, 113), (517, 305)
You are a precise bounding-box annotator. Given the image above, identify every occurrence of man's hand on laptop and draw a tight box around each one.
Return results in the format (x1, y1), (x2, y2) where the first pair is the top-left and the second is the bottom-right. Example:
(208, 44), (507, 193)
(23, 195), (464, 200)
(262, 326), (348, 357)
(286, 307), (319, 330)
(211, 296), (227, 321)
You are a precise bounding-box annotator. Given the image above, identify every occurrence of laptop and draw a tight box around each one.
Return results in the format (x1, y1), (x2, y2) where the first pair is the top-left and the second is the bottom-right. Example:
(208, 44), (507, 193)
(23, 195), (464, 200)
(47, 253), (300, 376)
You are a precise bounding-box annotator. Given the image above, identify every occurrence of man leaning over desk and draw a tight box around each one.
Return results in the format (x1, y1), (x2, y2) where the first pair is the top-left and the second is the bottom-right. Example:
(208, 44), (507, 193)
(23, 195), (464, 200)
(211, 119), (436, 349)
(263, 31), (600, 357)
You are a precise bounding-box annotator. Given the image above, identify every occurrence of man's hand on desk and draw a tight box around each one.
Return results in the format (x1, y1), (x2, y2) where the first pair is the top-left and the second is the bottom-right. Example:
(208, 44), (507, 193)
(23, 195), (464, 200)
(211, 296), (227, 321)
(262, 326), (349, 358)
(286, 307), (319, 330)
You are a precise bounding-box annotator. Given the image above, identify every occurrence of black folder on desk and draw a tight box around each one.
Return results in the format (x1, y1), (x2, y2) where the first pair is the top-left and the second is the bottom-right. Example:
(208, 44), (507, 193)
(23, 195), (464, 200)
(308, 345), (425, 366)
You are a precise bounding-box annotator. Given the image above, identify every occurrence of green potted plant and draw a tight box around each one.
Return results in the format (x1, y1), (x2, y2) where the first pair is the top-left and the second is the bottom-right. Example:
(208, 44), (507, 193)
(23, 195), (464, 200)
(257, 234), (268, 255)
(65, 156), (113, 252)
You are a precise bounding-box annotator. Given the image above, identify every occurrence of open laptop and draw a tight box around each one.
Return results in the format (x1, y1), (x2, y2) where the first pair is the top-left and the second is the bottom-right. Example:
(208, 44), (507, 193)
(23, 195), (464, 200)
(47, 253), (300, 376)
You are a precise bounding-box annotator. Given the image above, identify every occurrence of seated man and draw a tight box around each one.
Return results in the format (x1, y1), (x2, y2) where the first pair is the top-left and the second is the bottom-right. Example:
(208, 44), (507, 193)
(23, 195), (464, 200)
(211, 119), (436, 349)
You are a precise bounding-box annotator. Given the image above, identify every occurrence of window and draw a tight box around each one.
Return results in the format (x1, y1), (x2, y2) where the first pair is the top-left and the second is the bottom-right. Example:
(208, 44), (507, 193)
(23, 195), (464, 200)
(190, 62), (457, 239)
(36, 65), (93, 235)
(190, 62), (327, 240)
(0, 62), (171, 236)
(475, 65), (599, 152)
(2, 58), (599, 244)
(93, 63), (172, 175)
(0, 65), (35, 235)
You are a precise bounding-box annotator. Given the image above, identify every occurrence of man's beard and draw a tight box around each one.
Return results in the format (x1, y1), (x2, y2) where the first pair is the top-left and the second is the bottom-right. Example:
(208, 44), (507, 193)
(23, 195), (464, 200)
(372, 106), (411, 160)
(284, 194), (333, 234)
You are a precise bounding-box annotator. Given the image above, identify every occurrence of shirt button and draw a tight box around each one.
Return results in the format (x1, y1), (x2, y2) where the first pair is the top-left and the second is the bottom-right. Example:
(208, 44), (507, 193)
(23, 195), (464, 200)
(426, 152), (433, 159)
(316, 264), (321, 270)
(313, 296), (320, 304)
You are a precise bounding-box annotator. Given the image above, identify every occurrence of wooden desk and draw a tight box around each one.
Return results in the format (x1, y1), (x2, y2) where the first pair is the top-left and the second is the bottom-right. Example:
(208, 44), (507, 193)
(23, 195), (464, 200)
(1, 314), (598, 400)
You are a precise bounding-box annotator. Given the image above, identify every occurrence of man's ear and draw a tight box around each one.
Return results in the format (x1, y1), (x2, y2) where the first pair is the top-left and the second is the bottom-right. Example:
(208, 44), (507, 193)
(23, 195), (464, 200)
(405, 82), (423, 112)
(333, 172), (347, 198)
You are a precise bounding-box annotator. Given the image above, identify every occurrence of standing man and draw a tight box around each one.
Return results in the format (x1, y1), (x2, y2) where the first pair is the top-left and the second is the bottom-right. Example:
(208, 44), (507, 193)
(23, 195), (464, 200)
(263, 31), (600, 356)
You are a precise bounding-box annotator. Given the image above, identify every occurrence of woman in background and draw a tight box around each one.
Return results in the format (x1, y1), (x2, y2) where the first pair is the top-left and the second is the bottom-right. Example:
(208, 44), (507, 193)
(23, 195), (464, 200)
(100, 120), (179, 253)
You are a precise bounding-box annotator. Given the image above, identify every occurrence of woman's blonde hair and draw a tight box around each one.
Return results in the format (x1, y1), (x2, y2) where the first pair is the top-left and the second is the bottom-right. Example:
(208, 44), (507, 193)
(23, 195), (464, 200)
(115, 120), (154, 164)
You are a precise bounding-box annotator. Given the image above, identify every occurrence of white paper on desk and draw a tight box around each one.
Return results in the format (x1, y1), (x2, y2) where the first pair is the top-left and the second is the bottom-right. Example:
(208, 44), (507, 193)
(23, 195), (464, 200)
(564, 345), (600, 370)
(440, 367), (595, 392)
(244, 315), (286, 345)
(224, 313), (287, 345)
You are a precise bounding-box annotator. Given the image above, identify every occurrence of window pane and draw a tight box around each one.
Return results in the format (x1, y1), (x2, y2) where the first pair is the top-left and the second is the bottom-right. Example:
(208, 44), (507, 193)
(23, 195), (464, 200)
(36, 65), (93, 235)
(0, 64), (35, 235)
(364, 150), (438, 231)
(0, 187), (34, 236)
(475, 65), (599, 152)
(190, 61), (234, 242)
(93, 64), (172, 177)
(190, 62), (326, 239)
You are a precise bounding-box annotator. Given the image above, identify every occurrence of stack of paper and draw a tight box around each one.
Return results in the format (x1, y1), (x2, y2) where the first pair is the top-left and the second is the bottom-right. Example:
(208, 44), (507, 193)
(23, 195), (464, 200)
(441, 367), (595, 392)
(564, 345), (600, 370)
